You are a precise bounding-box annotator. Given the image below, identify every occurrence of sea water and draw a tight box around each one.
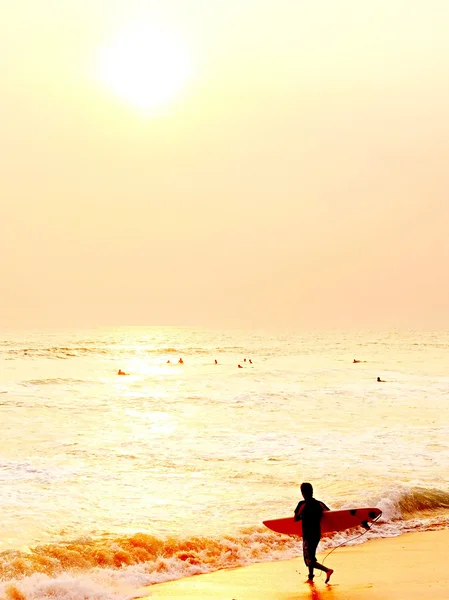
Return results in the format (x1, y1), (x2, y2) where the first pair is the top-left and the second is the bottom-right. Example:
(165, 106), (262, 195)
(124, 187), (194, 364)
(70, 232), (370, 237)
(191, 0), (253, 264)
(1, 327), (448, 599)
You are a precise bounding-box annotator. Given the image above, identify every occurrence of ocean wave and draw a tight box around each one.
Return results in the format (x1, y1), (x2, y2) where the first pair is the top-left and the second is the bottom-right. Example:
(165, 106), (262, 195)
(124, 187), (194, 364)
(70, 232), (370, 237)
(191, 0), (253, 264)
(397, 487), (449, 513)
(5, 348), (111, 359)
(0, 530), (294, 579)
(374, 486), (449, 520)
(22, 379), (89, 386)
(0, 529), (298, 599)
(1, 498), (449, 600)
(3, 346), (229, 359)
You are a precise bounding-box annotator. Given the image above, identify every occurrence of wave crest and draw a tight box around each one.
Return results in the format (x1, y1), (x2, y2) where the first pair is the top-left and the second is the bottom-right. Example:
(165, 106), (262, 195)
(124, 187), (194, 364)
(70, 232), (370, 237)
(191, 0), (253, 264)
(1, 495), (449, 600)
(0, 529), (298, 583)
(397, 487), (449, 514)
(375, 486), (449, 520)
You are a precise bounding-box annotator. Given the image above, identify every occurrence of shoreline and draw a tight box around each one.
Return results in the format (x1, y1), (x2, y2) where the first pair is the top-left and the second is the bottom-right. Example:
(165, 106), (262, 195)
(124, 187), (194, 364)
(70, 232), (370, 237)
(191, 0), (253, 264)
(143, 528), (449, 599)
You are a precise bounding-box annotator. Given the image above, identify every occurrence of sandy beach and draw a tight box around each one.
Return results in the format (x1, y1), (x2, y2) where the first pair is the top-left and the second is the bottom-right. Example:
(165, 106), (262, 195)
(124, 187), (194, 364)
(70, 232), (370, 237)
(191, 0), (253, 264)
(144, 529), (448, 599)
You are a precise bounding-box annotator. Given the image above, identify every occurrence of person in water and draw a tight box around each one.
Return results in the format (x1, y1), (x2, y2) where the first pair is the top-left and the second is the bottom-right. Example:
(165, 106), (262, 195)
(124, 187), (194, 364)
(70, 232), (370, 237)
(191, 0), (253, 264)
(377, 376), (385, 382)
(117, 369), (127, 375)
(294, 482), (334, 584)
(178, 358), (184, 364)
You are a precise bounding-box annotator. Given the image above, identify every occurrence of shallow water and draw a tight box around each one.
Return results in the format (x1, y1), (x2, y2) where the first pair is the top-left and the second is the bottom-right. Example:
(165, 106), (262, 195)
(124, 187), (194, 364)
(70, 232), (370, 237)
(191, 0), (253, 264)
(1, 327), (448, 599)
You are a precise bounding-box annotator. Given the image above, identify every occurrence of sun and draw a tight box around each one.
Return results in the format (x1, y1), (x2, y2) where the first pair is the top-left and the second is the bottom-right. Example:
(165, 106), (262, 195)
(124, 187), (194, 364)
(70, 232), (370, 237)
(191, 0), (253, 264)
(96, 24), (192, 112)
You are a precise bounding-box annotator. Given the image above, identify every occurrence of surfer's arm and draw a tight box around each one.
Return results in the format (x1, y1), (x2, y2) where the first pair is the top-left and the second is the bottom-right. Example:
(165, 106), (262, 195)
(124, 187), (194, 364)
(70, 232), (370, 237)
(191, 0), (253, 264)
(294, 501), (305, 521)
(320, 502), (330, 511)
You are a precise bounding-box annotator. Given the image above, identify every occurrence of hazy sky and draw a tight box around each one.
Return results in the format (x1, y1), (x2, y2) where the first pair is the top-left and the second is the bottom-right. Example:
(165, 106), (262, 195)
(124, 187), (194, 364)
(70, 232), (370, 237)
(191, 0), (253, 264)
(2, 0), (449, 330)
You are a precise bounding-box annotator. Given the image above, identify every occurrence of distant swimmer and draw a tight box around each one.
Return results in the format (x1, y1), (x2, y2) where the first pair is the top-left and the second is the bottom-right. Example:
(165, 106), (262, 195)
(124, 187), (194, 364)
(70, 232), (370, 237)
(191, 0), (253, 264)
(249, 359), (252, 364)
(214, 359), (218, 364)
(167, 360), (171, 364)
(244, 358), (247, 362)
(377, 376), (385, 382)
(178, 358), (184, 364)
(238, 364), (243, 368)
(294, 482), (333, 584)
(117, 369), (128, 375)
(353, 359), (360, 363)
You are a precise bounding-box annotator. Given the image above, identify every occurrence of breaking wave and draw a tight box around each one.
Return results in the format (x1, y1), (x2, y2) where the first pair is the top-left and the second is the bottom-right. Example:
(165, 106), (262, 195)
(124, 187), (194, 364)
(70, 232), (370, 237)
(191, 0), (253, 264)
(374, 486), (449, 520)
(1, 486), (449, 599)
(3, 346), (227, 359)
(0, 529), (297, 600)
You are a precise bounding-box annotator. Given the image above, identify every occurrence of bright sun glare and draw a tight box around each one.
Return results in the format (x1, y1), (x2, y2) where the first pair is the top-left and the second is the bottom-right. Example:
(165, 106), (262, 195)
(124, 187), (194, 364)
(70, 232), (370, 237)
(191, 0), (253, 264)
(97, 24), (192, 112)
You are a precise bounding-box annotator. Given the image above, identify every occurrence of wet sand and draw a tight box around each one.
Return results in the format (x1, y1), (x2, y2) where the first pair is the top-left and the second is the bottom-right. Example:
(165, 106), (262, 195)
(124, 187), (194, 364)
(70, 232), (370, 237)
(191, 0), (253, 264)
(144, 529), (448, 599)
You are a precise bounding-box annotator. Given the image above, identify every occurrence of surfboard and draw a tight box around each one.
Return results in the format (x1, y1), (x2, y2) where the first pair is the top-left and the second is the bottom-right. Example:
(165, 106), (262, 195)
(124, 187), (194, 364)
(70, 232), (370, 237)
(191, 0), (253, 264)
(263, 507), (382, 536)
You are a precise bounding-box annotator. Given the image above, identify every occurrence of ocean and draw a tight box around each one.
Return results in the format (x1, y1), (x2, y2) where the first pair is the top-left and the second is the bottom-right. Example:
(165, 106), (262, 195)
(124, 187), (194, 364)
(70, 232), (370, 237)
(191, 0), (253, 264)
(1, 327), (448, 599)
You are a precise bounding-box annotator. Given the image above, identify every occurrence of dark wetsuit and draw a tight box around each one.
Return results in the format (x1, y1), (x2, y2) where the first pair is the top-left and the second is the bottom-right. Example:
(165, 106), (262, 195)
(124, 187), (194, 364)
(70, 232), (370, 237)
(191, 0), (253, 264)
(294, 497), (330, 579)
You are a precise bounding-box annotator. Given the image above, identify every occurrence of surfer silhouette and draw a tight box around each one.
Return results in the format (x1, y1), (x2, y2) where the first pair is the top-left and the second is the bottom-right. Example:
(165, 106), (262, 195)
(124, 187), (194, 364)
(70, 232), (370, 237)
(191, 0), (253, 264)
(294, 482), (334, 584)
(377, 376), (385, 382)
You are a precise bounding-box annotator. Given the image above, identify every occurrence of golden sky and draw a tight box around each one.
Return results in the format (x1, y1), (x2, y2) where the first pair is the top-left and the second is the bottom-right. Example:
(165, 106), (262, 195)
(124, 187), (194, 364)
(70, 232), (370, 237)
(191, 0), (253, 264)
(2, 0), (449, 330)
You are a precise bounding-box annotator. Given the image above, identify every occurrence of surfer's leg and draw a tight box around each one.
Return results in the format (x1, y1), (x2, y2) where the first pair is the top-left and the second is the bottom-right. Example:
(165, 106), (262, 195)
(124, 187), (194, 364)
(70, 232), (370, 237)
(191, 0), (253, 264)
(302, 539), (311, 578)
(314, 562), (334, 583)
(305, 537), (333, 582)
(303, 538), (318, 581)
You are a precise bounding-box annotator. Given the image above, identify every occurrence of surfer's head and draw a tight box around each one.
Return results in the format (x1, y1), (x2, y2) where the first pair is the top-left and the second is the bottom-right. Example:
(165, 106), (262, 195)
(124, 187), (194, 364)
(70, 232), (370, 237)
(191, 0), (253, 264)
(300, 482), (313, 499)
